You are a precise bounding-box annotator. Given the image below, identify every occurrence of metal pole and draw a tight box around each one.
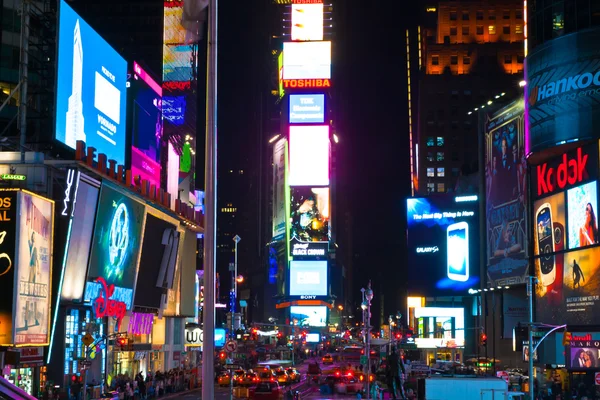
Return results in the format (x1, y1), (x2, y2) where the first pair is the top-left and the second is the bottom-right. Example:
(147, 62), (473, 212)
(201, 0), (218, 398)
(366, 299), (371, 400)
(492, 292), (496, 375)
(19, 0), (29, 162)
(528, 276), (534, 400)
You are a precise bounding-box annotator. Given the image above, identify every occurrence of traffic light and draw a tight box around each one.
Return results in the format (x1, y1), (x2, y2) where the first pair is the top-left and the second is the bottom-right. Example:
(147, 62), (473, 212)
(116, 336), (128, 350)
(480, 333), (488, 347)
(219, 352), (226, 359)
(563, 332), (572, 347)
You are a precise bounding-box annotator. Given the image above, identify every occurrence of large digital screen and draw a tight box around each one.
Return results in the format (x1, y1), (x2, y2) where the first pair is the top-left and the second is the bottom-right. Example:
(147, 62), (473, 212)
(566, 333), (600, 370)
(0, 191), (17, 345)
(289, 94), (325, 124)
(283, 41), (331, 80)
(406, 195), (480, 295)
(290, 306), (327, 327)
(289, 260), (327, 296)
(273, 138), (287, 240)
(291, 4), (324, 41)
(485, 100), (529, 287)
(14, 192), (54, 346)
(55, 0), (127, 165)
(289, 125), (329, 186)
(130, 62), (163, 189)
(85, 184), (145, 308)
(61, 178), (99, 302)
(290, 187), (329, 249)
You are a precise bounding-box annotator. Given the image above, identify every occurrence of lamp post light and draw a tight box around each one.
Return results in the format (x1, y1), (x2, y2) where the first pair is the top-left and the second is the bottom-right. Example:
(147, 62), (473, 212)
(361, 281), (374, 399)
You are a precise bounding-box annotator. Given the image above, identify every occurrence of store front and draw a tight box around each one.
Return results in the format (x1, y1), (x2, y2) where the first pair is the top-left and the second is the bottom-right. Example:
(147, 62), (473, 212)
(4, 347), (46, 397)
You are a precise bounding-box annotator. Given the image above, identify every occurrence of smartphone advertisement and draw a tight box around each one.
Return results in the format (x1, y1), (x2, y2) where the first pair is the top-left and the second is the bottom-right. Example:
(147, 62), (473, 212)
(406, 195), (480, 296)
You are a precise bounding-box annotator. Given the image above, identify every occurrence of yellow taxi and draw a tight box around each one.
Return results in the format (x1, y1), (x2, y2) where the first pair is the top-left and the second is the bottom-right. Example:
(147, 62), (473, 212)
(286, 368), (300, 383)
(217, 372), (231, 387)
(322, 354), (334, 365)
(275, 369), (291, 385)
(258, 368), (276, 383)
(232, 369), (246, 385)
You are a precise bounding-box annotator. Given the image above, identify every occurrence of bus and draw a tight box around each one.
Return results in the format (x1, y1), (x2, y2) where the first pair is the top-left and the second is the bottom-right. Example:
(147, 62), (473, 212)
(341, 346), (363, 362)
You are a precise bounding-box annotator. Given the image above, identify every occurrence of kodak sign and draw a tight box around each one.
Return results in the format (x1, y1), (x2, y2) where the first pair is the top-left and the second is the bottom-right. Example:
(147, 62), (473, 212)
(534, 144), (598, 197)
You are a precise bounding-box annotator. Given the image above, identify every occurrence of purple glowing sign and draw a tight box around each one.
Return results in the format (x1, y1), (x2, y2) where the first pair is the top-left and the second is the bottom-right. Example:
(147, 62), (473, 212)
(128, 312), (154, 335)
(134, 61), (162, 96)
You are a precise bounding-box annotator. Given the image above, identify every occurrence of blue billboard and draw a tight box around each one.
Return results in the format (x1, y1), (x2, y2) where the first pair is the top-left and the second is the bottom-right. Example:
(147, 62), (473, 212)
(55, 0), (127, 165)
(289, 94), (325, 124)
(289, 260), (328, 296)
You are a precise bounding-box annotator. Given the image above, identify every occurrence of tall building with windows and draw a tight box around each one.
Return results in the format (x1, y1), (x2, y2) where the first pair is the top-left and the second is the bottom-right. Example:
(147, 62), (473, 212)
(409, 0), (524, 195)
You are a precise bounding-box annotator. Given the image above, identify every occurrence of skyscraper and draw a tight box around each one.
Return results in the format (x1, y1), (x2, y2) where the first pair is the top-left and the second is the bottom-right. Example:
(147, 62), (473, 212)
(65, 20), (85, 148)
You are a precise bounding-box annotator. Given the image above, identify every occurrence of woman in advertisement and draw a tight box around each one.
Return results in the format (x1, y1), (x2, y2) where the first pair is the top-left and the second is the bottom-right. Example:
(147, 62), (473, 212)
(579, 203), (598, 246)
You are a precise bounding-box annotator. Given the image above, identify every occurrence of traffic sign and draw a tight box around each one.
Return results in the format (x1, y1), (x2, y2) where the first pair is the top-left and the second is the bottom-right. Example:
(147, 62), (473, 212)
(81, 360), (92, 367)
(595, 372), (600, 385)
(82, 333), (94, 347)
(225, 340), (238, 352)
(360, 355), (367, 365)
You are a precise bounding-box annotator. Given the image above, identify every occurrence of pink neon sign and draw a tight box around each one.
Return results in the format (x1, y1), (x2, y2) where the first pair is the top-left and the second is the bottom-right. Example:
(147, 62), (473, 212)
(128, 312), (154, 335)
(134, 61), (162, 96)
(93, 277), (127, 331)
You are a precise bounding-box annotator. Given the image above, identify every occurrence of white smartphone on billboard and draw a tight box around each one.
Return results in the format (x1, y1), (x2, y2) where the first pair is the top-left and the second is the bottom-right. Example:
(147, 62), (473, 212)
(447, 221), (469, 282)
(535, 203), (556, 286)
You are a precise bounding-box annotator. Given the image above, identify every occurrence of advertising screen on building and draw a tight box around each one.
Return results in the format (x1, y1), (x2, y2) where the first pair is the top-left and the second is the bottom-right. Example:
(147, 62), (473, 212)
(566, 333), (600, 370)
(14, 192), (54, 346)
(291, 4), (324, 41)
(130, 62), (163, 189)
(283, 41), (331, 80)
(413, 307), (465, 349)
(0, 191), (18, 345)
(406, 195), (480, 296)
(61, 177), (99, 302)
(273, 138), (287, 239)
(290, 187), (329, 251)
(290, 306), (327, 327)
(306, 333), (320, 343)
(289, 260), (327, 296)
(532, 143), (600, 325)
(85, 184), (146, 309)
(526, 29), (600, 154)
(289, 94), (325, 124)
(55, 0), (127, 165)
(288, 125), (329, 186)
(485, 100), (529, 287)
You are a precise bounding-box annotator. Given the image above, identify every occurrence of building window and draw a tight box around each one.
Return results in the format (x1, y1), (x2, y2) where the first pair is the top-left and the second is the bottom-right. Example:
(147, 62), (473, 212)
(476, 25), (484, 35)
(450, 11), (457, 21)
(503, 10), (510, 19)
(437, 183), (445, 192)
(437, 152), (445, 162)
(437, 167), (445, 177)
(516, 9), (523, 19)
(462, 26), (469, 35)
(450, 55), (458, 65)
(504, 54), (512, 64)
(489, 10), (496, 20)
(517, 55), (524, 64)
(427, 168), (435, 177)
(462, 11), (469, 20)
(515, 24), (523, 34)
(464, 56), (471, 65)
(426, 137), (435, 147)
(476, 10), (483, 20)
(427, 183), (435, 193)
(553, 12), (565, 37)
(437, 136), (444, 146)
(427, 152), (434, 162)
(503, 25), (510, 34)
(488, 25), (496, 35)
(450, 26), (457, 36)
(432, 55), (439, 65)
(452, 168), (460, 177)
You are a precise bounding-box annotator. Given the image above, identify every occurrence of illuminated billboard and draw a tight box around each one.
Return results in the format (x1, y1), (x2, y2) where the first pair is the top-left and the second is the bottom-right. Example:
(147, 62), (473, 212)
(55, 0), (127, 165)
(291, 4), (324, 41)
(406, 195), (480, 296)
(15, 192), (54, 346)
(413, 307), (465, 349)
(0, 191), (17, 345)
(290, 306), (327, 327)
(85, 184), (146, 309)
(289, 94), (325, 124)
(273, 138), (288, 239)
(532, 143), (600, 326)
(290, 187), (329, 248)
(283, 41), (331, 80)
(289, 125), (329, 186)
(485, 100), (529, 287)
(289, 260), (328, 296)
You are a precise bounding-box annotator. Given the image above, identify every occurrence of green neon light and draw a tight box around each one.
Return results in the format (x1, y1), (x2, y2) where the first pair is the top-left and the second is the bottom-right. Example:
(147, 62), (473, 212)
(1, 174), (26, 181)
(285, 139), (291, 264)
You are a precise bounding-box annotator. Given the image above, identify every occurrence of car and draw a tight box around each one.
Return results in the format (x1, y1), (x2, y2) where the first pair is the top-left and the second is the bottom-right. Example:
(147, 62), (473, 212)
(307, 362), (322, 375)
(274, 370), (291, 385)
(249, 381), (281, 400)
(258, 369), (276, 383)
(322, 354), (334, 364)
(217, 372), (231, 387)
(285, 368), (300, 383)
(232, 369), (246, 385)
(241, 372), (259, 387)
(334, 376), (364, 394)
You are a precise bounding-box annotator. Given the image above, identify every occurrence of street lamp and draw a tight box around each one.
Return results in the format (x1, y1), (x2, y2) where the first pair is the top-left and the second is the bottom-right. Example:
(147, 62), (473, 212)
(361, 282), (373, 399)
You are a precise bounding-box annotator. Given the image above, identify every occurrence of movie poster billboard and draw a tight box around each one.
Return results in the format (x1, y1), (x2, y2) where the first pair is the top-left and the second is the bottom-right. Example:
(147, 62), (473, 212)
(485, 100), (529, 287)
(0, 191), (18, 345)
(273, 138), (287, 240)
(289, 187), (329, 256)
(14, 192), (54, 346)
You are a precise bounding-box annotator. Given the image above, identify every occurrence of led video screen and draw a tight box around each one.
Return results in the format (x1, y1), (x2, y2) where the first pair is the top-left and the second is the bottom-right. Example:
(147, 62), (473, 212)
(290, 187), (329, 248)
(291, 4), (324, 41)
(55, 0), (127, 165)
(289, 125), (329, 186)
(283, 41), (331, 80)
(306, 333), (320, 343)
(289, 260), (327, 296)
(406, 195), (480, 296)
(289, 94), (325, 124)
(290, 306), (327, 327)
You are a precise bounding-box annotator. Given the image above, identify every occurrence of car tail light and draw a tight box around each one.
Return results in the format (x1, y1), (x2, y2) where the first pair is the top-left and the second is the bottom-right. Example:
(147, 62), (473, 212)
(359, 375), (364, 381)
(369, 375), (374, 382)
(270, 378), (275, 382)
(347, 372), (353, 377)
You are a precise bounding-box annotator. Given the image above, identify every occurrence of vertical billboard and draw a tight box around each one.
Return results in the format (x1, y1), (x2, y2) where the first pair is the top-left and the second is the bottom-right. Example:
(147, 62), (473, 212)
(291, 4), (324, 41)
(289, 94), (325, 124)
(406, 195), (480, 295)
(282, 41), (331, 80)
(14, 192), (54, 346)
(288, 125), (330, 186)
(0, 191), (18, 345)
(273, 138), (287, 240)
(289, 187), (329, 254)
(485, 100), (529, 287)
(55, 0), (127, 165)
(84, 184), (146, 309)
(532, 143), (600, 325)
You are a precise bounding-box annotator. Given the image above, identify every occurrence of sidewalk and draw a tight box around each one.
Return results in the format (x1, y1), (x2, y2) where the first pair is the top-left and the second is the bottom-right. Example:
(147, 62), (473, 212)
(159, 387), (202, 399)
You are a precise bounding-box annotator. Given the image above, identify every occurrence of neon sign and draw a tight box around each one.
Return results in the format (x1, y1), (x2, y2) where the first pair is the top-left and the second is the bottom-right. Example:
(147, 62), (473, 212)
(128, 312), (154, 335)
(93, 277), (127, 330)
(536, 147), (589, 196)
(283, 79), (331, 89)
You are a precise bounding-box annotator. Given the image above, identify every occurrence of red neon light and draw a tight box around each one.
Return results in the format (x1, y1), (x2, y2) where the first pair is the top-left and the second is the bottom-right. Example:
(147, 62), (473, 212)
(163, 1), (183, 8)
(572, 334), (592, 341)
(282, 79), (331, 89)
(93, 277), (127, 331)
(536, 147), (589, 196)
(163, 81), (191, 91)
(293, 0), (323, 3)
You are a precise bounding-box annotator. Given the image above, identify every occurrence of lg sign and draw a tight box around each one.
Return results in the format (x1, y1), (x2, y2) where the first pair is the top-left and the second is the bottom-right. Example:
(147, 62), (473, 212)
(535, 146), (597, 197)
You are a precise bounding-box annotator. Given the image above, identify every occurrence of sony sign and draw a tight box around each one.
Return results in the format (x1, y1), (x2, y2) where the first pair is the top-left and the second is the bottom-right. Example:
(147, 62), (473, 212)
(291, 238), (328, 258)
(300, 295), (317, 299)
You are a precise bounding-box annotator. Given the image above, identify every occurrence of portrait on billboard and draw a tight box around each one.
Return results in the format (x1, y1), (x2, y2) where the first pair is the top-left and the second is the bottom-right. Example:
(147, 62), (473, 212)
(0, 191), (18, 345)
(14, 192), (54, 346)
(567, 181), (599, 250)
(290, 187), (329, 245)
(485, 100), (528, 287)
(87, 184), (145, 292)
(569, 347), (600, 370)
